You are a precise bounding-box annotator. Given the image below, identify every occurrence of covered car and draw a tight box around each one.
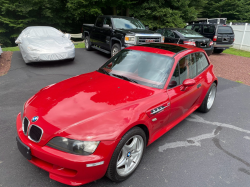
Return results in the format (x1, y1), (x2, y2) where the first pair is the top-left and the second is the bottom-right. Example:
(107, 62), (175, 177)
(15, 26), (75, 63)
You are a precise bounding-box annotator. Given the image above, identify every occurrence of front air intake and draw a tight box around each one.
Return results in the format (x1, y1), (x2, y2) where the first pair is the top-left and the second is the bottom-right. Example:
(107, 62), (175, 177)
(28, 125), (43, 142)
(22, 117), (29, 135)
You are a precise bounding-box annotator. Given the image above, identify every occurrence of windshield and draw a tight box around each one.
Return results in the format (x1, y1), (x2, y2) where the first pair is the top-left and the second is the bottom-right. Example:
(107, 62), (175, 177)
(177, 29), (203, 38)
(27, 27), (63, 37)
(98, 50), (174, 89)
(113, 18), (145, 30)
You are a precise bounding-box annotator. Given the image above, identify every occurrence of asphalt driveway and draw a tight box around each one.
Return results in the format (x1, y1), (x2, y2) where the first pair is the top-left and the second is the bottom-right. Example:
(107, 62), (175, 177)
(0, 49), (250, 187)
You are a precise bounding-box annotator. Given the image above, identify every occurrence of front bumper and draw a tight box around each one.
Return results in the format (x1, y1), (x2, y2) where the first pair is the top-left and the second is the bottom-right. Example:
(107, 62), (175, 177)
(201, 45), (214, 56)
(16, 113), (118, 186)
(213, 43), (233, 49)
(20, 47), (75, 63)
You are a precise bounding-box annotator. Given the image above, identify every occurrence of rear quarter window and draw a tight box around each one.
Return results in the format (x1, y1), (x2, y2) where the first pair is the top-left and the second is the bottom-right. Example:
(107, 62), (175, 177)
(203, 25), (215, 34)
(217, 26), (233, 34)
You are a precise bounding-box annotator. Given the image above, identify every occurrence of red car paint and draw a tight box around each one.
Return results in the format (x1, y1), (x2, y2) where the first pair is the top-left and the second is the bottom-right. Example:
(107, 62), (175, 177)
(16, 43), (217, 186)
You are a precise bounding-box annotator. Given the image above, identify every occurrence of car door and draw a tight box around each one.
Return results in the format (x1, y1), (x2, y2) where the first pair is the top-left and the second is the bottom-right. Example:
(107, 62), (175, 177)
(102, 17), (113, 50)
(167, 53), (202, 125)
(92, 17), (104, 46)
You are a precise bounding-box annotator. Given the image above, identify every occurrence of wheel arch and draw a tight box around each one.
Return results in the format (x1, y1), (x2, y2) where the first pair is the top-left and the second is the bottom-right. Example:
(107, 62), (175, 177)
(110, 38), (122, 49)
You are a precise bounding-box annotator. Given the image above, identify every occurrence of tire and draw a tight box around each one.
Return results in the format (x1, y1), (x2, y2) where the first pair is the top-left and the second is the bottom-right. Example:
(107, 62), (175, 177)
(106, 127), (146, 182)
(111, 43), (121, 57)
(213, 49), (224, 54)
(85, 36), (92, 51)
(198, 83), (217, 113)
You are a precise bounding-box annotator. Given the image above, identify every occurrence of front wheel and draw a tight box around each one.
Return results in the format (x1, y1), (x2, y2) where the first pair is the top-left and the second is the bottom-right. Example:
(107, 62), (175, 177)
(198, 83), (217, 113)
(111, 43), (121, 57)
(106, 127), (146, 182)
(85, 36), (92, 51)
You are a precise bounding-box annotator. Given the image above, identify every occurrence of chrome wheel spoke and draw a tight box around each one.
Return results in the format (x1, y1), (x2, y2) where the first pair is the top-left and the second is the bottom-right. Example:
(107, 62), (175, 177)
(116, 135), (144, 177)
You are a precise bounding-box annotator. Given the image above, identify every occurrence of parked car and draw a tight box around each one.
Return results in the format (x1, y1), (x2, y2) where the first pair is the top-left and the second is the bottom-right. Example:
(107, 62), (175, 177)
(15, 26), (75, 63)
(82, 15), (164, 56)
(185, 23), (235, 53)
(156, 28), (214, 56)
(16, 43), (217, 186)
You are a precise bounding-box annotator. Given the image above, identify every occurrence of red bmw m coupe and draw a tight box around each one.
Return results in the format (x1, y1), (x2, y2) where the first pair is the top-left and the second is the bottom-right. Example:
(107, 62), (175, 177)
(16, 43), (217, 186)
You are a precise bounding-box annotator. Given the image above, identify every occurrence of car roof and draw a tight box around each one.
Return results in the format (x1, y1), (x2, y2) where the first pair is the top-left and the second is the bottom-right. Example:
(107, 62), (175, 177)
(126, 43), (196, 57)
(99, 15), (136, 19)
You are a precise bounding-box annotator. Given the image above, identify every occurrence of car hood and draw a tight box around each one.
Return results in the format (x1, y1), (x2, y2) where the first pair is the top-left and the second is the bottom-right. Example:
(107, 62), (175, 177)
(117, 29), (160, 35)
(24, 71), (159, 142)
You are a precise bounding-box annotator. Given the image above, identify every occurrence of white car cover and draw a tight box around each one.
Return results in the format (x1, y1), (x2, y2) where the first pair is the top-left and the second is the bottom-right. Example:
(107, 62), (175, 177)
(15, 26), (75, 63)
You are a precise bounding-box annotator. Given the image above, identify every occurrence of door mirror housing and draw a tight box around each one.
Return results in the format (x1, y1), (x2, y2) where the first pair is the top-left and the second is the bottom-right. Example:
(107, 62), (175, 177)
(181, 79), (196, 91)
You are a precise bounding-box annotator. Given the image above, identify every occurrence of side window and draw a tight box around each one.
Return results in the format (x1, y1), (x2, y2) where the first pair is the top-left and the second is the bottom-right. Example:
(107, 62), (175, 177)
(174, 32), (180, 38)
(165, 30), (175, 38)
(179, 56), (189, 84)
(196, 52), (209, 74)
(156, 29), (163, 35)
(95, 17), (104, 27)
(103, 17), (112, 27)
(185, 25), (192, 30)
(188, 54), (196, 78)
(193, 25), (201, 33)
(168, 63), (180, 88)
(203, 25), (215, 34)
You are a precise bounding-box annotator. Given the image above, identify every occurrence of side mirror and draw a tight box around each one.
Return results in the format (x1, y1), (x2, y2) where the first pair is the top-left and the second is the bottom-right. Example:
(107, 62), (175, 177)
(64, 33), (71, 39)
(145, 25), (149, 30)
(181, 79), (196, 91)
(168, 80), (177, 88)
(15, 39), (21, 44)
(103, 24), (111, 28)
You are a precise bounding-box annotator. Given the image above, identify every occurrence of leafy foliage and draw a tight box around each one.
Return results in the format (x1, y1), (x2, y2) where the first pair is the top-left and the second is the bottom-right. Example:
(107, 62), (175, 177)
(0, 0), (249, 47)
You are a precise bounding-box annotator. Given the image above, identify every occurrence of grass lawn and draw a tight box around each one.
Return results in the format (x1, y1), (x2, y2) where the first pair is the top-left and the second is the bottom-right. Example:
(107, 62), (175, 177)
(2, 46), (20, 51)
(74, 42), (85, 48)
(223, 48), (250, 58)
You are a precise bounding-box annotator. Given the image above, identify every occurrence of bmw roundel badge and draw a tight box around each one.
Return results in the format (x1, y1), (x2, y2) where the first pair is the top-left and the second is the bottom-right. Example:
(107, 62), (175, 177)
(32, 116), (39, 122)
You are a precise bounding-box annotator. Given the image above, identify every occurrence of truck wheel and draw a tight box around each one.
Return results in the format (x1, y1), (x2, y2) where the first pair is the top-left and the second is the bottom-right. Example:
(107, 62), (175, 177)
(111, 43), (121, 57)
(213, 49), (224, 54)
(85, 36), (92, 51)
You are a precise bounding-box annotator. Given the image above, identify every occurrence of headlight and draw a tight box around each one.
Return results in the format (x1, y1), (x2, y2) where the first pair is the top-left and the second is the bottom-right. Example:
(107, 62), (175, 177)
(27, 45), (40, 51)
(47, 137), (100, 155)
(161, 36), (165, 43)
(125, 35), (136, 44)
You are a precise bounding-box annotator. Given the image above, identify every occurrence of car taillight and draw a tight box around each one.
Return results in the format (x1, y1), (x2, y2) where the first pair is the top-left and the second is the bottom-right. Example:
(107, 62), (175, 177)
(213, 35), (217, 41)
(81, 27), (83, 33)
(233, 38), (235, 42)
(183, 41), (196, 46)
(209, 41), (213, 46)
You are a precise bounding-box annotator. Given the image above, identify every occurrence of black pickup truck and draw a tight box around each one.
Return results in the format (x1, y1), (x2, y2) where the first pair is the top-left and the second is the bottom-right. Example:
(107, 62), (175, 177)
(82, 15), (164, 56)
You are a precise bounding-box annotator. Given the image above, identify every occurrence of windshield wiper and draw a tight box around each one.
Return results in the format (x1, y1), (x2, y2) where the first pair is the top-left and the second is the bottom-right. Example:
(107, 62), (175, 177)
(98, 68), (110, 75)
(111, 74), (138, 84)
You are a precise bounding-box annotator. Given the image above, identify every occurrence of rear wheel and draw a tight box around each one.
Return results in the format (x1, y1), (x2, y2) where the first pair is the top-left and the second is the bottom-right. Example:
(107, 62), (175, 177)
(85, 36), (92, 51)
(111, 43), (121, 57)
(106, 127), (146, 182)
(213, 49), (224, 54)
(198, 83), (217, 113)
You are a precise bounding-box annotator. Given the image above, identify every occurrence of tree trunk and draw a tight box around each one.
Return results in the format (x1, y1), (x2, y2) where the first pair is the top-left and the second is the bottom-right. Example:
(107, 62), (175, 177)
(126, 8), (129, 17)
(113, 7), (117, 15)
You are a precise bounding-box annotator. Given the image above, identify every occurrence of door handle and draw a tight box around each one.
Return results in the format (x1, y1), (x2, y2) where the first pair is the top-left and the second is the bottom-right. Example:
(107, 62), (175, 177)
(197, 84), (202, 88)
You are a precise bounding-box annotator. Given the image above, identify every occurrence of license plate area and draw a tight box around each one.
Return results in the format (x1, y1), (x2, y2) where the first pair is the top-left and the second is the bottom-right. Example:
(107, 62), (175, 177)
(200, 43), (207, 47)
(145, 39), (155, 43)
(16, 137), (32, 160)
(223, 37), (229, 42)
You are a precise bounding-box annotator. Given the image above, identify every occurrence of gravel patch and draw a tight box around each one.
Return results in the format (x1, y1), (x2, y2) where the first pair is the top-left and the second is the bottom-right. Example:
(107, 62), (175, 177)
(0, 52), (13, 76)
(209, 53), (250, 86)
